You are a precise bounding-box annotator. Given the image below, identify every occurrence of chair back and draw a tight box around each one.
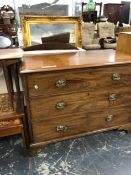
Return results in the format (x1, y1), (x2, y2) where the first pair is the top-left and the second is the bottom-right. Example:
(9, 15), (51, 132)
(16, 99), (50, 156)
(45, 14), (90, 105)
(82, 22), (95, 45)
(95, 2), (102, 17)
(97, 22), (115, 38)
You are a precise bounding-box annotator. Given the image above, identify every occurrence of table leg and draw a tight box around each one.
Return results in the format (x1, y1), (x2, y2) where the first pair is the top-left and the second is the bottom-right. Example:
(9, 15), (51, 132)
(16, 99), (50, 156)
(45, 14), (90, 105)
(12, 63), (21, 112)
(1, 60), (14, 110)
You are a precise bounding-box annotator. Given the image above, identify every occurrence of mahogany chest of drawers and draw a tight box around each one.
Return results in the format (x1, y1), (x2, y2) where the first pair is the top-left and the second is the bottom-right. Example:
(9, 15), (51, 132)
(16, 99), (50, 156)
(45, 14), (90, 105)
(21, 50), (131, 152)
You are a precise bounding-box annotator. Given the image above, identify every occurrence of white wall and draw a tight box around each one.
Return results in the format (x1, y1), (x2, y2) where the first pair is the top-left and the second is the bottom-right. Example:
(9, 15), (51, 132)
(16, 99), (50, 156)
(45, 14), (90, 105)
(1, 0), (131, 24)
(0, 0), (14, 6)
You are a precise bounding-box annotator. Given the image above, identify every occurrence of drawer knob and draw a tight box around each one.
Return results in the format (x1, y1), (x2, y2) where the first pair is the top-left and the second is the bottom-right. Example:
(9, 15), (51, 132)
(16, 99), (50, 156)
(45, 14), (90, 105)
(56, 101), (66, 109)
(105, 115), (114, 122)
(112, 73), (121, 80)
(108, 94), (117, 101)
(34, 84), (39, 90)
(56, 125), (68, 132)
(56, 80), (66, 88)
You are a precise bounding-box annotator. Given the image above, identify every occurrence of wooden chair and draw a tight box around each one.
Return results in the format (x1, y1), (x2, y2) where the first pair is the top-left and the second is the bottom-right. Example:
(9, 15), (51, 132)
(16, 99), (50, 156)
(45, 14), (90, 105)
(82, 22), (101, 50)
(95, 2), (102, 18)
(82, 2), (102, 23)
(82, 2), (97, 23)
(97, 22), (117, 49)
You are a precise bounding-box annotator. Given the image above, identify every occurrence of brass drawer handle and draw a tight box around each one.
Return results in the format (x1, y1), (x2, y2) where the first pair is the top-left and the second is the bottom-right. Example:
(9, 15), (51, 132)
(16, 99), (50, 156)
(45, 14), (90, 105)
(112, 73), (121, 81)
(105, 115), (114, 122)
(34, 84), (39, 90)
(108, 94), (117, 101)
(56, 125), (68, 132)
(56, 80), (66, 88)
(56, 101), (66, 109)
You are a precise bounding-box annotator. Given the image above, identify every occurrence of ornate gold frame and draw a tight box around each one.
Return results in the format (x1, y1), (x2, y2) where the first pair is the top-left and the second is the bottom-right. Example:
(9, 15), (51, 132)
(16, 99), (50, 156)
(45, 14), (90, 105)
(20, 16), (82, 47)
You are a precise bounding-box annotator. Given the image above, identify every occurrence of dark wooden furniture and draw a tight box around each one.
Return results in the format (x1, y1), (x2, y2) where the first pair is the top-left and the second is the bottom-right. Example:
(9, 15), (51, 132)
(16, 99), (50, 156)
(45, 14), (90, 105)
(21, 49), (131, 154)
(82, 2), (97, 22)
(0, 48), (27, 152)
(104, 3), (124, 24)
(0, 49), (23, 109)
(0, 5), (18, 47)
(82, 2), (102, 22)
(95, 2), (102, 18)
(121, 1), (131, 24)
(82, 11), (97, 23)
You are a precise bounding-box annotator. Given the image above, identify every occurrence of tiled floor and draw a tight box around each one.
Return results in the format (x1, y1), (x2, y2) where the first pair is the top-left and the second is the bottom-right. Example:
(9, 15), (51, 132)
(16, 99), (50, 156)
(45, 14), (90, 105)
(0, 130), (131, 175)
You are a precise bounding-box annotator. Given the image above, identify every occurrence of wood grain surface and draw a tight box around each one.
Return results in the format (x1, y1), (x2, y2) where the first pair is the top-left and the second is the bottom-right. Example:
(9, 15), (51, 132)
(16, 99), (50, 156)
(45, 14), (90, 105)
(21, 50), (131, 74)
(27, 64), (131, 97)
(32, 106), (131, 143)
(0, 48), (23, 60)
(21, 49), (131, 150)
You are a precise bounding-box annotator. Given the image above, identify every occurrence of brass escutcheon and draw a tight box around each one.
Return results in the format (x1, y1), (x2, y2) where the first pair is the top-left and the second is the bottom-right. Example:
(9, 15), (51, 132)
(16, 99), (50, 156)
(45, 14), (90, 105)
(105, 115), (114, 122)
(56, 125), (68, 132)
(56, 101), (66, 109)
(56, 80), (66, 88)
(108, 94), (117, 101)
(112, 73), (121, 80)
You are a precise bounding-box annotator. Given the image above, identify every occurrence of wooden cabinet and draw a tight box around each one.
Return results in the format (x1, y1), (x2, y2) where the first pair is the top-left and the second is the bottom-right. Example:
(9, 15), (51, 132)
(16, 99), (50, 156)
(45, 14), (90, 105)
(21, 50), (131, 152)
(0, 5), (18, 47)
(104, 3), (124, 24)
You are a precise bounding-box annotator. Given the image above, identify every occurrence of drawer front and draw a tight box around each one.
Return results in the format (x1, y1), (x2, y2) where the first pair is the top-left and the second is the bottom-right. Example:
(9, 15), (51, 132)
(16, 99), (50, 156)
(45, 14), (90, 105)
(30, 89), (131, 120)
(27, 65), (131, 97)
(32, 107), (131, 142)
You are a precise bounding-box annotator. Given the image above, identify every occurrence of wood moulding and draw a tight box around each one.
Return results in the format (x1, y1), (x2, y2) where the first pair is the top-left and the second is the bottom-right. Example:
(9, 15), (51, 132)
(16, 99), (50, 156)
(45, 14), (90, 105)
(118, 123), (131, 133)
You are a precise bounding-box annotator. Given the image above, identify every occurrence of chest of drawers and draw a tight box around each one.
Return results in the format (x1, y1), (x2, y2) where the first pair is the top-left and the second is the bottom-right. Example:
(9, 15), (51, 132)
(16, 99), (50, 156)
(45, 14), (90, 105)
(21, 50), (131, 152)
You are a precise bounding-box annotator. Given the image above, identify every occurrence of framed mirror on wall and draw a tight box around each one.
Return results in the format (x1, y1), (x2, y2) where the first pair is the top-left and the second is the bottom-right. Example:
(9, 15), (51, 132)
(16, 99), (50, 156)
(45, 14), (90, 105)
(20, 15), (82, 47)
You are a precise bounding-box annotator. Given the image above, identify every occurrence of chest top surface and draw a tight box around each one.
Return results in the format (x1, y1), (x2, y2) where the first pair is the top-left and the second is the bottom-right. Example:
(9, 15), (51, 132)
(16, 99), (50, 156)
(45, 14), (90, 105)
(0, 48), (23, 60)
(20, 49), (131, 74)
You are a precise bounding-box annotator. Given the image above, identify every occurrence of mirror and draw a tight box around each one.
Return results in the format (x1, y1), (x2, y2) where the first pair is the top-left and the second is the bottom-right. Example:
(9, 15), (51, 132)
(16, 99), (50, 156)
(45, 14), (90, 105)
(0, 35), (12, 48)
(30, 23), (75, 45)
(20, 16), (82, 47)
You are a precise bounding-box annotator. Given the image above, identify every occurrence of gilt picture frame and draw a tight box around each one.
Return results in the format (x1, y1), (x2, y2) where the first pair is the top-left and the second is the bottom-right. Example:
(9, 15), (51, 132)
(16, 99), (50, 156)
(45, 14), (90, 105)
(20, 15), (82, 47)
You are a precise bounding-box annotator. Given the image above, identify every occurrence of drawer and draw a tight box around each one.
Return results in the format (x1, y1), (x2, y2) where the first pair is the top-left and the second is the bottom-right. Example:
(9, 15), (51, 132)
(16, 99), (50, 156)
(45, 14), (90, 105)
(32, 106), (131, 142)
(27, 65), (131, 97)
(30, 89), (131, 120)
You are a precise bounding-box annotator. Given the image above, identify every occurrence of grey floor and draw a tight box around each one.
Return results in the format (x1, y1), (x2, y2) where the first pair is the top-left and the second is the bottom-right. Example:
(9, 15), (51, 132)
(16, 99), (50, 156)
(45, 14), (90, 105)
(0, 131), (131, 175)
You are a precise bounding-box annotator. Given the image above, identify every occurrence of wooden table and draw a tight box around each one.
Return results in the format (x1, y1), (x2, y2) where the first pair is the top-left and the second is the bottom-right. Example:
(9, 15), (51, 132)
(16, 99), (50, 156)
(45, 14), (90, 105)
(0, 48), (23, 111)
(21, 49), (131, 154)
(0, 48), (28, 153)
